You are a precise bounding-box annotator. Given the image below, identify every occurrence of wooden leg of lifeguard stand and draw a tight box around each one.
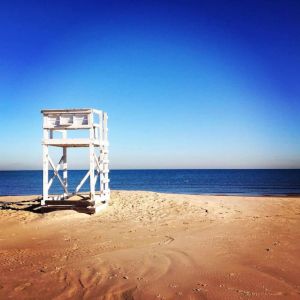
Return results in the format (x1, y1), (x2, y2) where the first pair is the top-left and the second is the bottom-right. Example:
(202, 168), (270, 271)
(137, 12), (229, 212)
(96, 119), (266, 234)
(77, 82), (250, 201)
(89, 142), (95, 203)
(42, 145), (48, 205)
(63, 147), (68, 198)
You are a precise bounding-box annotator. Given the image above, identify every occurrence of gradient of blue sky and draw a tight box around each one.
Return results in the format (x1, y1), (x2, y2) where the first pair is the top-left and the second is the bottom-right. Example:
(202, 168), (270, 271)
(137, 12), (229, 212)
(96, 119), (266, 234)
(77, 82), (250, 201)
(0, 0), (299, 169)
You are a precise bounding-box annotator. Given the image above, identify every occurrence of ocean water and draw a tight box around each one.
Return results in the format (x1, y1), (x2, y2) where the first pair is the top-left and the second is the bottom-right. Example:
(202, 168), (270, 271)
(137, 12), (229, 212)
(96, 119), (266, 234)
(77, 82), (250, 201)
(0, 169), (300, 196)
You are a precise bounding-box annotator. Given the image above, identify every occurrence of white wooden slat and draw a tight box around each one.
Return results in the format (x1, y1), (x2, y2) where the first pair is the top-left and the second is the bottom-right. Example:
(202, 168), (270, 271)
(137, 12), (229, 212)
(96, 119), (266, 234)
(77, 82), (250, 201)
(75, 170), (90, 193)
(47, 155), (64, 189)
(94, 153), (102, 172)
(94, 172), (99, 187)
(48, 154), (68, 194)
(63, 147), (68, 195)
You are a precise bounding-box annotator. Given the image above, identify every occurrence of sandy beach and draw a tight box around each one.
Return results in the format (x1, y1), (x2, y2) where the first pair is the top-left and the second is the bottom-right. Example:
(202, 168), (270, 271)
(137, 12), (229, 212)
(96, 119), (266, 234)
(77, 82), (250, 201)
(0, 191), (300, 299)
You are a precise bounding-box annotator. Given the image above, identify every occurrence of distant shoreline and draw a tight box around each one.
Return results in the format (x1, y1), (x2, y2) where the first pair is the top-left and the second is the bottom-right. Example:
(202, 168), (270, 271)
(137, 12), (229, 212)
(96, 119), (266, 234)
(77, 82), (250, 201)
(1, 168), (300, 171)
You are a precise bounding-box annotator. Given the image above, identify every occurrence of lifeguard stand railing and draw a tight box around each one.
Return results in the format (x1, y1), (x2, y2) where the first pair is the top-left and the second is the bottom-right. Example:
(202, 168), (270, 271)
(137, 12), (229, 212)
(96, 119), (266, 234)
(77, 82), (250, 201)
(41, 108), (109, 213)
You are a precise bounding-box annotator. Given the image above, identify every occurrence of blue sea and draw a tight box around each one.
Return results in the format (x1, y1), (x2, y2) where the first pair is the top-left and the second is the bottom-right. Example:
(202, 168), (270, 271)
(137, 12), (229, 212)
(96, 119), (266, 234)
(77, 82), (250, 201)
(0, 169), (300, 196)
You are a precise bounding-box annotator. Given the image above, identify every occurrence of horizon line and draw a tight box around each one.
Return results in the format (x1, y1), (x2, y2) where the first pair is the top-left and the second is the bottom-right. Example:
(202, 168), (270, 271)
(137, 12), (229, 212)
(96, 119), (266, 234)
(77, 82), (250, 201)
(1, 168), (300, 171)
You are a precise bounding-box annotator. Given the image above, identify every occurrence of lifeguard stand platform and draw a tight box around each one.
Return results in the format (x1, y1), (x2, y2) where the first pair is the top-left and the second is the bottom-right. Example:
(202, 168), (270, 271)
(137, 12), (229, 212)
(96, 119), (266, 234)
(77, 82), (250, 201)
(41, 108), (110, 214)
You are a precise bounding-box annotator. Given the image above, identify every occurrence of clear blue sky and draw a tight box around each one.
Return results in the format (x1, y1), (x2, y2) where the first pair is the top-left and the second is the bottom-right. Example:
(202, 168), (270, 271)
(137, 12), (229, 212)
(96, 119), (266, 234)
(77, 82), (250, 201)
(0, 0), (299, 170)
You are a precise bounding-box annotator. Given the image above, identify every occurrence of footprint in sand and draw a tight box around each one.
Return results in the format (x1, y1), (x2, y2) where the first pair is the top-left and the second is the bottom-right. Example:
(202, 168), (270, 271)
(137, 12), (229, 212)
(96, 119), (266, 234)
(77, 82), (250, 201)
(14, 282), (32, 291)
(163, 236), (175, 245)
(197, 282), (208, 287)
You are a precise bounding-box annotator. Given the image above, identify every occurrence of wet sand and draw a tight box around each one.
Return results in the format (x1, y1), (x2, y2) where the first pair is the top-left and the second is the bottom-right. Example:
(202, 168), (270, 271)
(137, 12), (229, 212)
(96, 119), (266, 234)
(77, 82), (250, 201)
(0, 191), (300, 299)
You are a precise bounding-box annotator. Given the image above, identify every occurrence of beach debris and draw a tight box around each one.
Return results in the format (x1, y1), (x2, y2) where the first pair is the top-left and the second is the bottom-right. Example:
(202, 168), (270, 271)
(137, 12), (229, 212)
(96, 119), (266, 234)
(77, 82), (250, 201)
(39, 268), (47, 273)
(0, 199), (41, 212)
(200, 207), (209, 214)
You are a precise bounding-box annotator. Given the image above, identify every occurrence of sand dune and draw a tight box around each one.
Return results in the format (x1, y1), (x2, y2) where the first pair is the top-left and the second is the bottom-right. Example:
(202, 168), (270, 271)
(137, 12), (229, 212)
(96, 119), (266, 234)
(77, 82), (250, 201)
(0, 191), (300, 299)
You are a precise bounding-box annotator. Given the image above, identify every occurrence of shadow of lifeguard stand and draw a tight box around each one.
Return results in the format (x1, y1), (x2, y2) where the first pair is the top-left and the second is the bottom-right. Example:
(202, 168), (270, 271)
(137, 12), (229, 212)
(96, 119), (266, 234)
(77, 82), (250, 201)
(41, 108), (110, 214)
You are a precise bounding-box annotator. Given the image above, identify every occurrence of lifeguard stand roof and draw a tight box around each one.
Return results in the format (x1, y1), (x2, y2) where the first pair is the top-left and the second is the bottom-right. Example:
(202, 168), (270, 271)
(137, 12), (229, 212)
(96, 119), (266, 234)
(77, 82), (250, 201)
(41, 108), (101, 114)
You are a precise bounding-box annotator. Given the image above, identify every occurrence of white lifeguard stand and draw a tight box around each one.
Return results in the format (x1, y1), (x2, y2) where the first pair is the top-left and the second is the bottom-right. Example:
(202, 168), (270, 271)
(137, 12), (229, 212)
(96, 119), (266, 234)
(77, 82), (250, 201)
(41, 108), (110, 214)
